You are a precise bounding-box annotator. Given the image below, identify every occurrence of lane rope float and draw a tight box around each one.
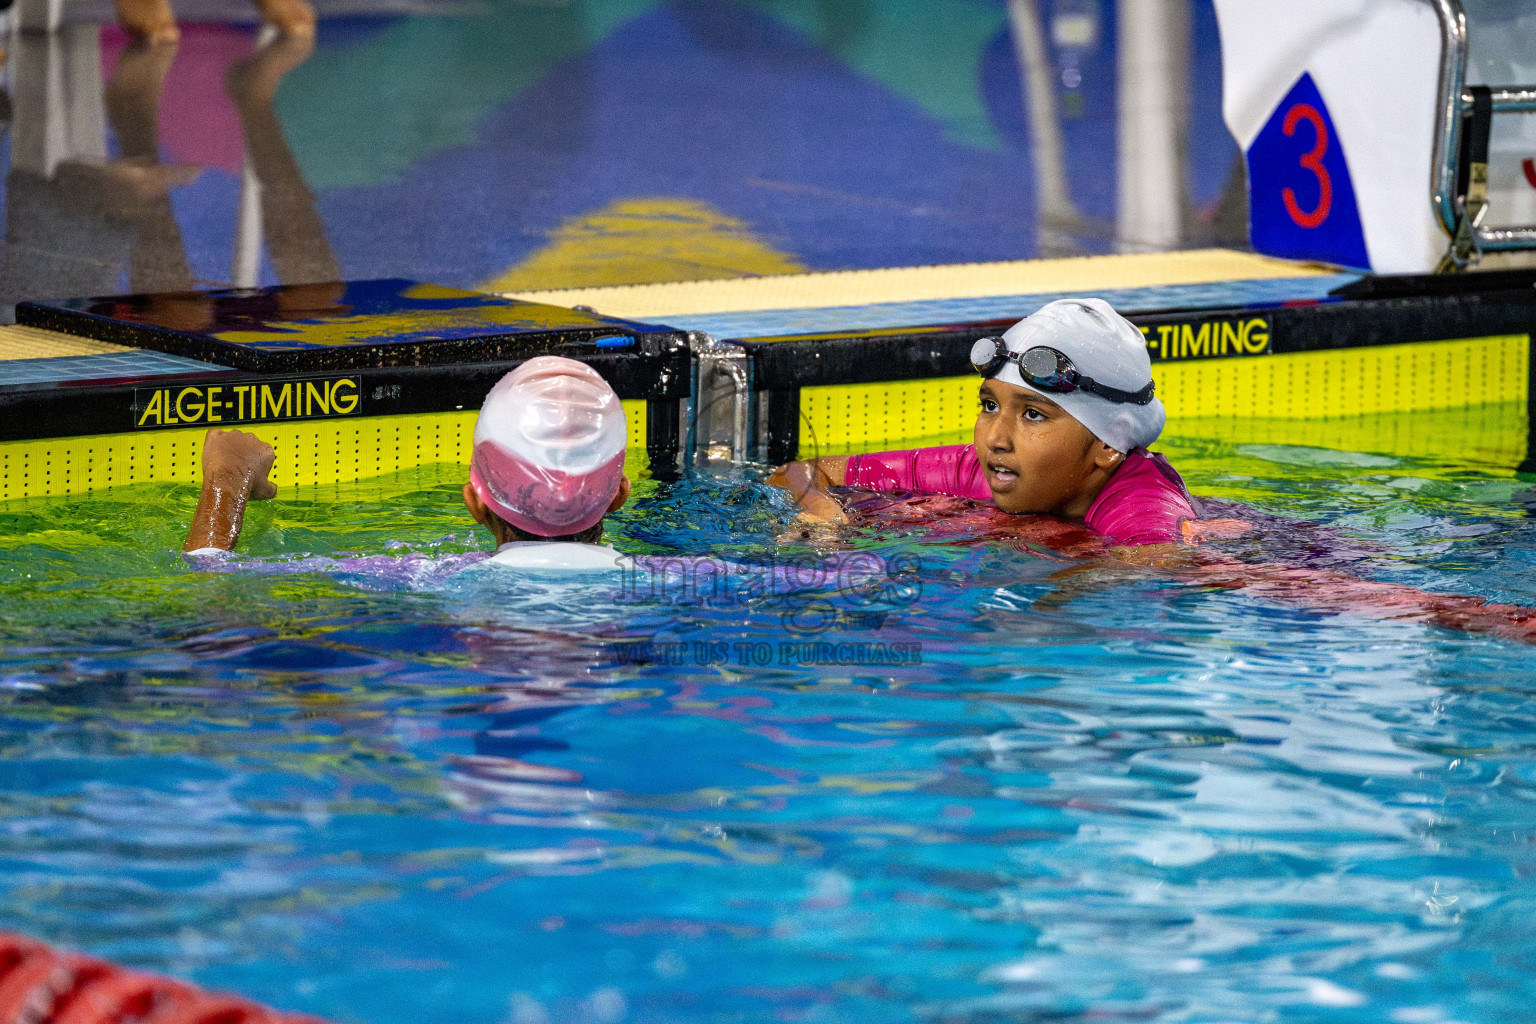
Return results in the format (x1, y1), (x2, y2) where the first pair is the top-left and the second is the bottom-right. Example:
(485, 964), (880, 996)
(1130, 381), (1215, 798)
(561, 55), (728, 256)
(0, 934), (328, 1024)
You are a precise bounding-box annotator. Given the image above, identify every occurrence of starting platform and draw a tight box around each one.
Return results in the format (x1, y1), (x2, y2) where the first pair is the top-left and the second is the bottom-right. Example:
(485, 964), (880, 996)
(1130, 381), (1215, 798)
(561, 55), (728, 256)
(1, 249), (1533, 500)
(0, 280), (691, 497)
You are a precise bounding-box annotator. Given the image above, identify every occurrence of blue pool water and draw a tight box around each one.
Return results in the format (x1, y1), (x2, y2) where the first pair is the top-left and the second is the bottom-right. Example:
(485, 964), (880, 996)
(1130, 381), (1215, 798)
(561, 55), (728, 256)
(2, 419), (1536, 1024)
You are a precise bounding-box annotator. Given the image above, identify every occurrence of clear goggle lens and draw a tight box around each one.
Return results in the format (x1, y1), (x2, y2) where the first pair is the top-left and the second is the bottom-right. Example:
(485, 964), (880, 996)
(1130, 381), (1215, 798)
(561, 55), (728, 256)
(1019, 347), (1071, 389)
(969, 336), (1001, 371)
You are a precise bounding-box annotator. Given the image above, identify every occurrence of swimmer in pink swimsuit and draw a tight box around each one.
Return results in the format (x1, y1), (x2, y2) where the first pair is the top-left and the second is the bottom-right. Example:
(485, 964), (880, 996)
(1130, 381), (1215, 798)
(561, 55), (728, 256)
(769, 299), (1536, 643)
(838, 443), (1200, 547)
(771, 298), (1217, 547)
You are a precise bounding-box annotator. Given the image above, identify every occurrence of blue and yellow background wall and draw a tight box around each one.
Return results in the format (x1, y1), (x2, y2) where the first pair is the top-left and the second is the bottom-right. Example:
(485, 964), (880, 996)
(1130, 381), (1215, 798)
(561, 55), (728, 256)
(0, 0), (1240, 311)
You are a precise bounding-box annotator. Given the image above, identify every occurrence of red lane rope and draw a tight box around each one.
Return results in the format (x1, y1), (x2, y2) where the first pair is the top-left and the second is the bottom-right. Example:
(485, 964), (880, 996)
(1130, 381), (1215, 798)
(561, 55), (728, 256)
(53, 970), (191, 1024)
(0, 935), (327, 1024)
(0, 946), (72, 1024)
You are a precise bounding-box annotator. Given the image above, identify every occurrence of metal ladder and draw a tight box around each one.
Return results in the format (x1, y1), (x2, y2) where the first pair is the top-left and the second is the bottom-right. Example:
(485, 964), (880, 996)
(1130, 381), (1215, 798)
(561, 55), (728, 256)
(1429, 0), (1536, 268)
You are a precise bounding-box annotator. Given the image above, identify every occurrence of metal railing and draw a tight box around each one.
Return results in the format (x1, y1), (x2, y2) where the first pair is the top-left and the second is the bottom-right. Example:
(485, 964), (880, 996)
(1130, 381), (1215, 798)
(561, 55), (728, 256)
(1428, 0), (1536, 264)
(688, 333), (753, 468)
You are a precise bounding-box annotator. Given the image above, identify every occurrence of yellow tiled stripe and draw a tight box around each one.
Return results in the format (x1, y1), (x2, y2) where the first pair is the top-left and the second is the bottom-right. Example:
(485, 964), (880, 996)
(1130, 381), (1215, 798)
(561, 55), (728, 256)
(798, 336), (1529, 458)
(0, 325), (132, 360)
(508, 249), (1328, 319)
(0, 401), (648, 501)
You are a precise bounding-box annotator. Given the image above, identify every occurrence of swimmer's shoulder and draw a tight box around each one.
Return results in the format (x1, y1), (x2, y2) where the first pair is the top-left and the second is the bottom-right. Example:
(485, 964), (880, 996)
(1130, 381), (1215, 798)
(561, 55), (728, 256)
(1105, 450), (1197, 507)
(185, 542), (632, 576)
(1086, 449), (1203, 545)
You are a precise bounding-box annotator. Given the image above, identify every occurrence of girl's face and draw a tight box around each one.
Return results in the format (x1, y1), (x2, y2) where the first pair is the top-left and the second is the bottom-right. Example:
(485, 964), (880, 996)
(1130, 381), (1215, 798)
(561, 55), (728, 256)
(972, 378), (1123, 519)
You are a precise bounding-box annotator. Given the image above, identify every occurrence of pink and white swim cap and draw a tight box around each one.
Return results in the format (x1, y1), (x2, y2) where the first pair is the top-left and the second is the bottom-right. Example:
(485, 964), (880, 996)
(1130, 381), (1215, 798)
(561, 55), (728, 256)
(468, 356), (627, 538)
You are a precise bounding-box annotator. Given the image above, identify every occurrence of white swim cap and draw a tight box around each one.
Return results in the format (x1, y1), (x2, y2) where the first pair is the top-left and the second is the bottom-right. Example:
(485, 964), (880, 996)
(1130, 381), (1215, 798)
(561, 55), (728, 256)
(469, 356), (627, 537)
(993, 298), (1165, 453)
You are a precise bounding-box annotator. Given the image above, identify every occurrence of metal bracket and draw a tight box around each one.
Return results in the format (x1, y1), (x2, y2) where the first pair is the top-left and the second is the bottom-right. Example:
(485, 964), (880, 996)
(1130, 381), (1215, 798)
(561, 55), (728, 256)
(1428, 0), (1536, 265)
(688, 332), (753, 468)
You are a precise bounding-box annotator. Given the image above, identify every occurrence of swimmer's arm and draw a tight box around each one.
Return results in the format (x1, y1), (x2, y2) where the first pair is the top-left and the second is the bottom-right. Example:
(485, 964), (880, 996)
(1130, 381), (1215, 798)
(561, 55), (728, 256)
(1103, 520), (1252, 565)
(1108, 542), (1198, 568)
(768, 457), (848, 523)
(184, 428), (277, 552)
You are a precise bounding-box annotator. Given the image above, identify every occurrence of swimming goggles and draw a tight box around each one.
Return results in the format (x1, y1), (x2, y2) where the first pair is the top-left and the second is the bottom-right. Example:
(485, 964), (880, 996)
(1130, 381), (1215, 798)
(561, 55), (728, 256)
(969, 337), (1156, 406)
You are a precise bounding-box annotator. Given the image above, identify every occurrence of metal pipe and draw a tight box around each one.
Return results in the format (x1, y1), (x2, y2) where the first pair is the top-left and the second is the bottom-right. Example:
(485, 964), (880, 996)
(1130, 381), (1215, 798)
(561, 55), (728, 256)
(1476, 87), (1536, 113)
(1427, 0), (1468, 241)
(687, 333), (753, 468)
(1471, 80), (1536, 248)
(1478, 227), (1536, 245)
(232, 159), (264, 289)
(1115, 0), (1190, 252)
(1426, 0), (1536, 256)
(1007, 0), (1078, 237)
(721, 357), (751, 464)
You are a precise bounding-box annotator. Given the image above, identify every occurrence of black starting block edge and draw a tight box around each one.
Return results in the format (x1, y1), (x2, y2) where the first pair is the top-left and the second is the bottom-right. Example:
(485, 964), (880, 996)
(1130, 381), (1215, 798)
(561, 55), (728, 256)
(0, 347), (692, 480)
(742, 269), (1536, 466)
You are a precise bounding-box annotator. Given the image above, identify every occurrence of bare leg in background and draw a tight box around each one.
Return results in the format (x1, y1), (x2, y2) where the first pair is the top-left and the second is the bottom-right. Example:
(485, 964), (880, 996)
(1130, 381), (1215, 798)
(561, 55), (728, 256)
(226, 31), (342, 303)
(101, 40), (200, 295)
(117, 0), (313, 43)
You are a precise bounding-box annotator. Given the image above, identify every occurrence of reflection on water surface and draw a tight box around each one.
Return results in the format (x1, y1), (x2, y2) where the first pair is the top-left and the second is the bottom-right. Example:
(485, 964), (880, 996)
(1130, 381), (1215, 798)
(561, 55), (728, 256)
(0, 418), (1535, 1022)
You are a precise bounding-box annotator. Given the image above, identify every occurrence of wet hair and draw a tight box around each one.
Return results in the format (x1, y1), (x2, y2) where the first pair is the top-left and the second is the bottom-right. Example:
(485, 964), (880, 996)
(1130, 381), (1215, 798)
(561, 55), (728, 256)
(485, 507), (604, 545)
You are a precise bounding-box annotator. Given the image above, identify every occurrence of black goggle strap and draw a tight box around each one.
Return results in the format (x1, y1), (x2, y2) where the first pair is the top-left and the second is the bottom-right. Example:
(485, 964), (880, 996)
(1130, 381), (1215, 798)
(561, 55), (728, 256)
(1021, 345), (1155, 406)
(1075, 375), (1156, 406)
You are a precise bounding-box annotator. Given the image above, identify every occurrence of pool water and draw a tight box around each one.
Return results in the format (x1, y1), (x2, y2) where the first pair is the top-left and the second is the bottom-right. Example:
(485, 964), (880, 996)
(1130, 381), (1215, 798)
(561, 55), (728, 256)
(2, 412), (1536, 1024)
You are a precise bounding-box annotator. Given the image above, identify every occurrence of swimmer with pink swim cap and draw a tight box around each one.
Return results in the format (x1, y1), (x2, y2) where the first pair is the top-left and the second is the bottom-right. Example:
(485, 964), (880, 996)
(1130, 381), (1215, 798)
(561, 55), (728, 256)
(460, 357), (634, 567)
(185, 356), (632, 564)
(771, 298), (1238, 547)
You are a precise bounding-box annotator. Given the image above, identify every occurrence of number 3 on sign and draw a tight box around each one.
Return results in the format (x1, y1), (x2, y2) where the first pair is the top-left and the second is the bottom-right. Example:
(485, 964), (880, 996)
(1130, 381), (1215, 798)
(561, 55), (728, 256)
(1282, 103), (1332, 229)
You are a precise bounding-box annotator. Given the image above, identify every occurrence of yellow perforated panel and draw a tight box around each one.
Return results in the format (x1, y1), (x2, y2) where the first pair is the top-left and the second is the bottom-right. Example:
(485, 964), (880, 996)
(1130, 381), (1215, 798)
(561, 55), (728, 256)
(0, 401), (648, 501)
(0, 325), (132, 359)
(1156, 334), (1529, 419)
(799, 376), (979, 456)
(798, 336), (1530, 458)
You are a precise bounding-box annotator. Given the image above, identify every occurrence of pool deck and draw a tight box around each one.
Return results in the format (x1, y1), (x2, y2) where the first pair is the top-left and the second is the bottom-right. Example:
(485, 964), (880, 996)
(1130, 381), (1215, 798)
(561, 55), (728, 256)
(508, 248), (1345, 332)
